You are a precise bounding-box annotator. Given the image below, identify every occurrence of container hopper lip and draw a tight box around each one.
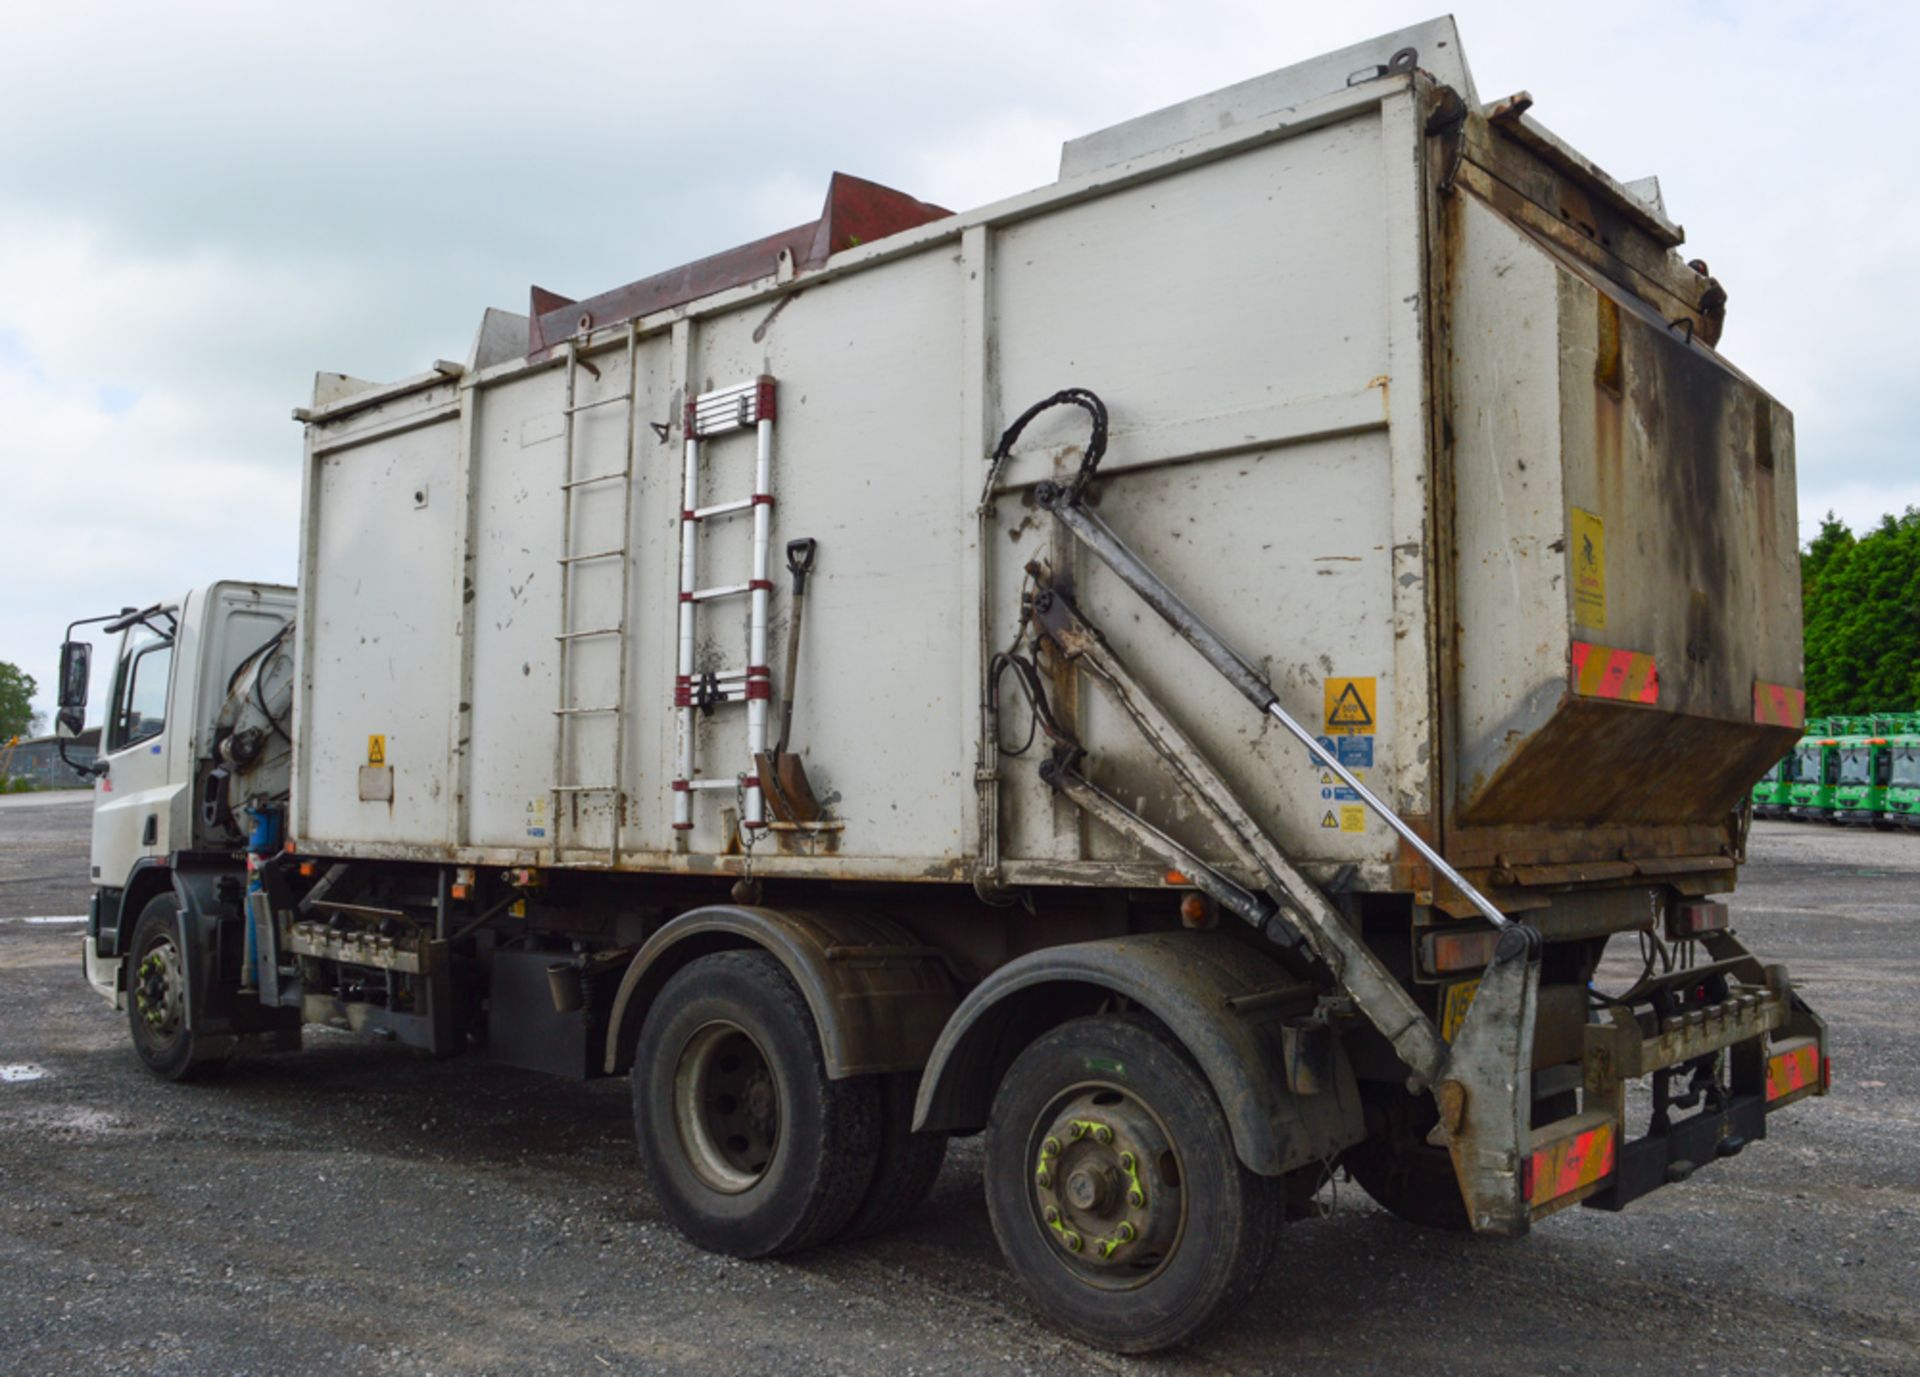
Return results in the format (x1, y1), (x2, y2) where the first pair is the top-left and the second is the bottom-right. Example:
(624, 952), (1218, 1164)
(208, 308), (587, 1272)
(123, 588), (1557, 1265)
(523, 172), (952, 361)
(1483, 95), (1684, 249)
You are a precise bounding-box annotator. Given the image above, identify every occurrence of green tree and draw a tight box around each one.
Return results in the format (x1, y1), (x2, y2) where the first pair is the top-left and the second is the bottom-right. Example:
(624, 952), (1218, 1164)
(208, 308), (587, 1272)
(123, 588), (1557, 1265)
(1800, 509), (1920, 717)
(0, 662), (37, 739)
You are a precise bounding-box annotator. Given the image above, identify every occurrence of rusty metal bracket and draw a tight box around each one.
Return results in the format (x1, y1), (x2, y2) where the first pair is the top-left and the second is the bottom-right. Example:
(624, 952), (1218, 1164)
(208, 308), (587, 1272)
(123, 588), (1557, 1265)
(1433, 924), (1542, 1236)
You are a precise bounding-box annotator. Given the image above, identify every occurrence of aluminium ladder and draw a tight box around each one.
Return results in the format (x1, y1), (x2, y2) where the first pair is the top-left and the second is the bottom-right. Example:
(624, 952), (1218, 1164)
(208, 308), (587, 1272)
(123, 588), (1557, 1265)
(673, 376), (778, 836)
(551, 326), (640, 864)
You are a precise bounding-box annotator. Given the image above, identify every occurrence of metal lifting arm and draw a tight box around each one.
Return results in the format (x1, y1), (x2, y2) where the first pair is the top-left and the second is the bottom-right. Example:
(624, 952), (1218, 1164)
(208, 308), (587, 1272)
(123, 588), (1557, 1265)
(1028, 579), (1451, 1089)
(1034, 480), (1512, 932)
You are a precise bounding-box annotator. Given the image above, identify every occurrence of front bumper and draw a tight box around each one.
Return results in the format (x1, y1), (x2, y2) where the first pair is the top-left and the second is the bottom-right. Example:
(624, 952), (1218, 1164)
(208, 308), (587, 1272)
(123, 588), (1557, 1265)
(82, 935), (122, 1010)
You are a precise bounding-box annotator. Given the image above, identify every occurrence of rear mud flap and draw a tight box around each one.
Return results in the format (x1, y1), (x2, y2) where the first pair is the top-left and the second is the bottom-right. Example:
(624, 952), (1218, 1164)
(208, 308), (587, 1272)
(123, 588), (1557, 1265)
(1434, 925), (1542, 1236)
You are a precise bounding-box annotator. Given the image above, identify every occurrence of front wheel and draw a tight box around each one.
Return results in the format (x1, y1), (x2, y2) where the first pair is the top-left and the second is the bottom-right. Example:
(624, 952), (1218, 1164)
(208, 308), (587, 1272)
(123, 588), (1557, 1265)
(126, 893), (221, 1082)
(983, 1012), (1283, 1354)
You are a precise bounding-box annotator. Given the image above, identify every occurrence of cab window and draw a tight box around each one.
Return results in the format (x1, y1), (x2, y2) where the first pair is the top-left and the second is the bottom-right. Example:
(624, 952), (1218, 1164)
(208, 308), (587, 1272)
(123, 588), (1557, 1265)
(108, 629), (174, 752)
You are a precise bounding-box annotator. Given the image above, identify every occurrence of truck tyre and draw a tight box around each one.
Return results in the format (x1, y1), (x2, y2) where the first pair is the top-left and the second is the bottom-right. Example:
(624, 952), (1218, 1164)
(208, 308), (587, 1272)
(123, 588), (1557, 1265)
(983, 1011), (1283, 1354)
(126, 893), (221, 1082)
(632, 950), (880, 1258)
(1339, 1086), (1471, 1232)
(840, 1070), (948, 1242)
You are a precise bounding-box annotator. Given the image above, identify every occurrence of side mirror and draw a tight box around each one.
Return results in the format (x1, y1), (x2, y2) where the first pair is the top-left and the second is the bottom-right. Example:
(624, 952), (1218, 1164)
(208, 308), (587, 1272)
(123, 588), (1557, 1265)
(58, 640), (91, 712)
(56, 707), (84, 740)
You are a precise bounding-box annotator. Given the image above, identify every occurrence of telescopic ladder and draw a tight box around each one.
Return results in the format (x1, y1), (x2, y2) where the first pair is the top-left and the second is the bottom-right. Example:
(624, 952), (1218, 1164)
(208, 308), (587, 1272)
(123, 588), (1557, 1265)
(551, 326), (639, 864)
(673, 376), (778, 836)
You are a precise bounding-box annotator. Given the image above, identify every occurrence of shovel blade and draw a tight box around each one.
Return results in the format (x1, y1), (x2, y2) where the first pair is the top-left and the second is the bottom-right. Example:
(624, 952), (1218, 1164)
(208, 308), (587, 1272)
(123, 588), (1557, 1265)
(755, 752), (825, 824)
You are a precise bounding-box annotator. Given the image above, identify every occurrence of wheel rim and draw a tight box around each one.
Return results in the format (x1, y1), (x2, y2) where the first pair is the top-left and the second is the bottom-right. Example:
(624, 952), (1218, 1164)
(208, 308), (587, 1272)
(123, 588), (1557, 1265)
(133, 933), (186, 1045)
(1026, 1082), (1186, 1290)
(672, 1020), (780, 1194)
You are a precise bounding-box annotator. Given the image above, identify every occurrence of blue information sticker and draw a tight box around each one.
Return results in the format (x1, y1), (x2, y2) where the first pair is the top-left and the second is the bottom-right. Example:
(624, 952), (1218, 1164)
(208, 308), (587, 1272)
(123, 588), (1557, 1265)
(1336, 735), (1374, 769)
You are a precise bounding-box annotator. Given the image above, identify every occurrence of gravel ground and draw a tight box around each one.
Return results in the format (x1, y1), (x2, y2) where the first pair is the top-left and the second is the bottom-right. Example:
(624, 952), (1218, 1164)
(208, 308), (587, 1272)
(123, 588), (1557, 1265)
(2, 795), (1915, 1376)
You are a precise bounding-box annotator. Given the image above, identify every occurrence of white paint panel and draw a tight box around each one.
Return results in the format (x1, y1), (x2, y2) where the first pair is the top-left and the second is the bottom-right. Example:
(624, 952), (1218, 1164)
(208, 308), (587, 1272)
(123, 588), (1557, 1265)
(302, 409), (460, 845)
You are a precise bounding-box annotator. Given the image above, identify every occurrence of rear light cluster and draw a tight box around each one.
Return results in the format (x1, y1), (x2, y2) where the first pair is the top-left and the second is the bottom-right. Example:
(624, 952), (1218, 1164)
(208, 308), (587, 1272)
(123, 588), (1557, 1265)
(1667, 899), (1730, 940)
(1420, 927), (1500, 975)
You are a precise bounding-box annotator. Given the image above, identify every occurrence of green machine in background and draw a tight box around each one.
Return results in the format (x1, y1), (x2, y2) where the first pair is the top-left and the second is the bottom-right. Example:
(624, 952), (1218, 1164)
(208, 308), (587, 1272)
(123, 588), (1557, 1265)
(1751, 750), (1799, 819)
(1785, 719), (1841, 822)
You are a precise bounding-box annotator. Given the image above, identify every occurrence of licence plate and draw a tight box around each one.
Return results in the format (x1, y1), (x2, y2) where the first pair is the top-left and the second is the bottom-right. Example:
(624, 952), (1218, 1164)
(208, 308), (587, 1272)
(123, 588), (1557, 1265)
(1440, 977), (1481, 1042)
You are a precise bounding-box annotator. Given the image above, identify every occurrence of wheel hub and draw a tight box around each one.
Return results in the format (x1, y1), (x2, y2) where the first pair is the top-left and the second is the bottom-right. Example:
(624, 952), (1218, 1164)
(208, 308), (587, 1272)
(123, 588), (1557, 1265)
(1031, 1090), (1182, 1277)
(673, 1020), (780, 1194)
(133, 942), (184, 1038)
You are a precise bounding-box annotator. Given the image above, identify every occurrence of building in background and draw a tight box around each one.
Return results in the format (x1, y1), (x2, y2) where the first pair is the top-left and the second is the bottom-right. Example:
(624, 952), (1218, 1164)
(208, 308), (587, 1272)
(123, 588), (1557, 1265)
(2, 728), (100, 790)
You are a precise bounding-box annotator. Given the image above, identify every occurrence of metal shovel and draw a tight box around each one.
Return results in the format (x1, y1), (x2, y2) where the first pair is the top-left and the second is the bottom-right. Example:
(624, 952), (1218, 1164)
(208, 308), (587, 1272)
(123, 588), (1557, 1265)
(756, 538), (826, 823)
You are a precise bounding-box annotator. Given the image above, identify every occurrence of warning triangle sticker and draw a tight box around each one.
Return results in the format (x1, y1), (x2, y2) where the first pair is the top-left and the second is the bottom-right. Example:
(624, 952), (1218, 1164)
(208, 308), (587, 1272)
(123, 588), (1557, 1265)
(1327, 682), (1374, 730)
(1320, 810), (1339, 829)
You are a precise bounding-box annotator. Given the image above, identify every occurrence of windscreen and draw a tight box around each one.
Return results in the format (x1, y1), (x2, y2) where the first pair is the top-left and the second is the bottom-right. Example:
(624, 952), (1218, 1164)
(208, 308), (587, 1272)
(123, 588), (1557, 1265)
(1837, 748), (1869, 785)
(1795, 747), (1820, 783)
(1893, 748), (1920, 787)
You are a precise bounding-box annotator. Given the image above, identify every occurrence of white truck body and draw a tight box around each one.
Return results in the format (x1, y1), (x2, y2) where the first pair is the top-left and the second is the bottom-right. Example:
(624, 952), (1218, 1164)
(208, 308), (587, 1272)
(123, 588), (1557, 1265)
(292, 14), (1796, 907)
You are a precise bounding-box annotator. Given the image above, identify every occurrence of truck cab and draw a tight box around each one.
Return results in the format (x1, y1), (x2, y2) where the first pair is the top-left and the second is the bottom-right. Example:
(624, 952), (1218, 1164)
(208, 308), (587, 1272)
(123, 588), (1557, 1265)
(57, 582), (296, 1004)
(1882, 735), (1920, 828)
(1750, 754), (1794, 819)
(1831, 734), (1894, 827)
(1786, 737), (1840, 821)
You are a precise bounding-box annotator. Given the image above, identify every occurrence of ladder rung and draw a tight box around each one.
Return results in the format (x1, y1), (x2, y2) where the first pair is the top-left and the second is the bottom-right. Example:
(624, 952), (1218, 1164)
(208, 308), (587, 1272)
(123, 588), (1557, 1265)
(554, 784), (618, 794)
(564, 392), (634, 415)
(562, 469), (631, 491)
(692, 496), (756, 520)
(554, 705), (620, 716)
(691, 583), (750, 602)
(559, 548), (627, 565)
(686, 778), (746, 791)
(557, 626), (624, 642)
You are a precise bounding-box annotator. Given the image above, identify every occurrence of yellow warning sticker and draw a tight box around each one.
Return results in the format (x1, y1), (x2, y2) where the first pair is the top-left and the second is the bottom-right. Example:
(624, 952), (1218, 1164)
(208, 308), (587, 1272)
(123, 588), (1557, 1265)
(1572, 508), (1606, 628)
(367, 734), (386, 766)
(1441, 977), (1481, 1042)
(1324, 677), (1377, 736)
(1319, 809), (1340, 830)
(1340, 805), (1366, 833)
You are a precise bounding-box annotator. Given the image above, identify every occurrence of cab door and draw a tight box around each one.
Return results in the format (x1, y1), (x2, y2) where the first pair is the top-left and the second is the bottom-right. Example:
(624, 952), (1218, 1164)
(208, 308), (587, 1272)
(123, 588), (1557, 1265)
(90, 617), (182, 890)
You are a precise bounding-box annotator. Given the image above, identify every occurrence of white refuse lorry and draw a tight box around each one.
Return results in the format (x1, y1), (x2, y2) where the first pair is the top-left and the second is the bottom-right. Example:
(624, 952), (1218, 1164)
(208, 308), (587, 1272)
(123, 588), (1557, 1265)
(58, 18), (1826, 1352)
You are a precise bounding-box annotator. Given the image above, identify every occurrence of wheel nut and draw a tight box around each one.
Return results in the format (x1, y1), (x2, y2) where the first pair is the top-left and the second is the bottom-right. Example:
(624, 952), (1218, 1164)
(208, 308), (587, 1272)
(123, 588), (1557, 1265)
(1042, 1137), (1061, 1158)
(1069, 1123), (1085, 1140)
(1093, 1125), (1113, 1144)
(1043, 1205), (1060, 1224)
(1119, 1151), (1135, 1172)
(1035, 1168), (1052, 1188)
(1064, 1231), (1083, 1252)
(1127, 1188), (1145, 1208)
(1115, 1222), (1136, 1243)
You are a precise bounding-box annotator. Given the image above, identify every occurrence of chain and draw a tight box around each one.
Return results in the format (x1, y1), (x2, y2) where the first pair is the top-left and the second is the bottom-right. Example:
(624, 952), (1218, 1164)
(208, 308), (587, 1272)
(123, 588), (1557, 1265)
(735, 775), (762, 890)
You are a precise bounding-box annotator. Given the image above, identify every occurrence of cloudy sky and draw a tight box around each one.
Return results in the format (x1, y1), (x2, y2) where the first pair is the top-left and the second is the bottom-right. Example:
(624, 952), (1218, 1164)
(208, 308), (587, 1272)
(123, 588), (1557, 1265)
(3, 1), (1913, 729)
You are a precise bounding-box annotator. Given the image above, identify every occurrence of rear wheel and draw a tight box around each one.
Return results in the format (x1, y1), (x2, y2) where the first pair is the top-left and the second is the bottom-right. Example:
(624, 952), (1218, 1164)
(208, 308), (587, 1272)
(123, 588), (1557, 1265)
(632, 950), (880, 1257)
(126, 894), (221, 1082)
(983, 1012), (1283, 1354)
(1339, 1085), (1471, 1232)
(840, 1070), (948, 1241)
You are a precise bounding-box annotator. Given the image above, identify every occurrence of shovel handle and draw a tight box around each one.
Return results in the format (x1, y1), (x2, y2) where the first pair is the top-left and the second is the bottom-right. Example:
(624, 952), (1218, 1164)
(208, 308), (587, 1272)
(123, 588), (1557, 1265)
(775, 539), (817, 757)
(786, 538), (816, 595)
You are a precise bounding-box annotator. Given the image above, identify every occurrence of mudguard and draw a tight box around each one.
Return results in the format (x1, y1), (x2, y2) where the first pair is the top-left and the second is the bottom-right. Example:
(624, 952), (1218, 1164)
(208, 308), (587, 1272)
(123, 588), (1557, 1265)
(603, 906), (958, 1080)
(912, 931), (1364, 1176)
